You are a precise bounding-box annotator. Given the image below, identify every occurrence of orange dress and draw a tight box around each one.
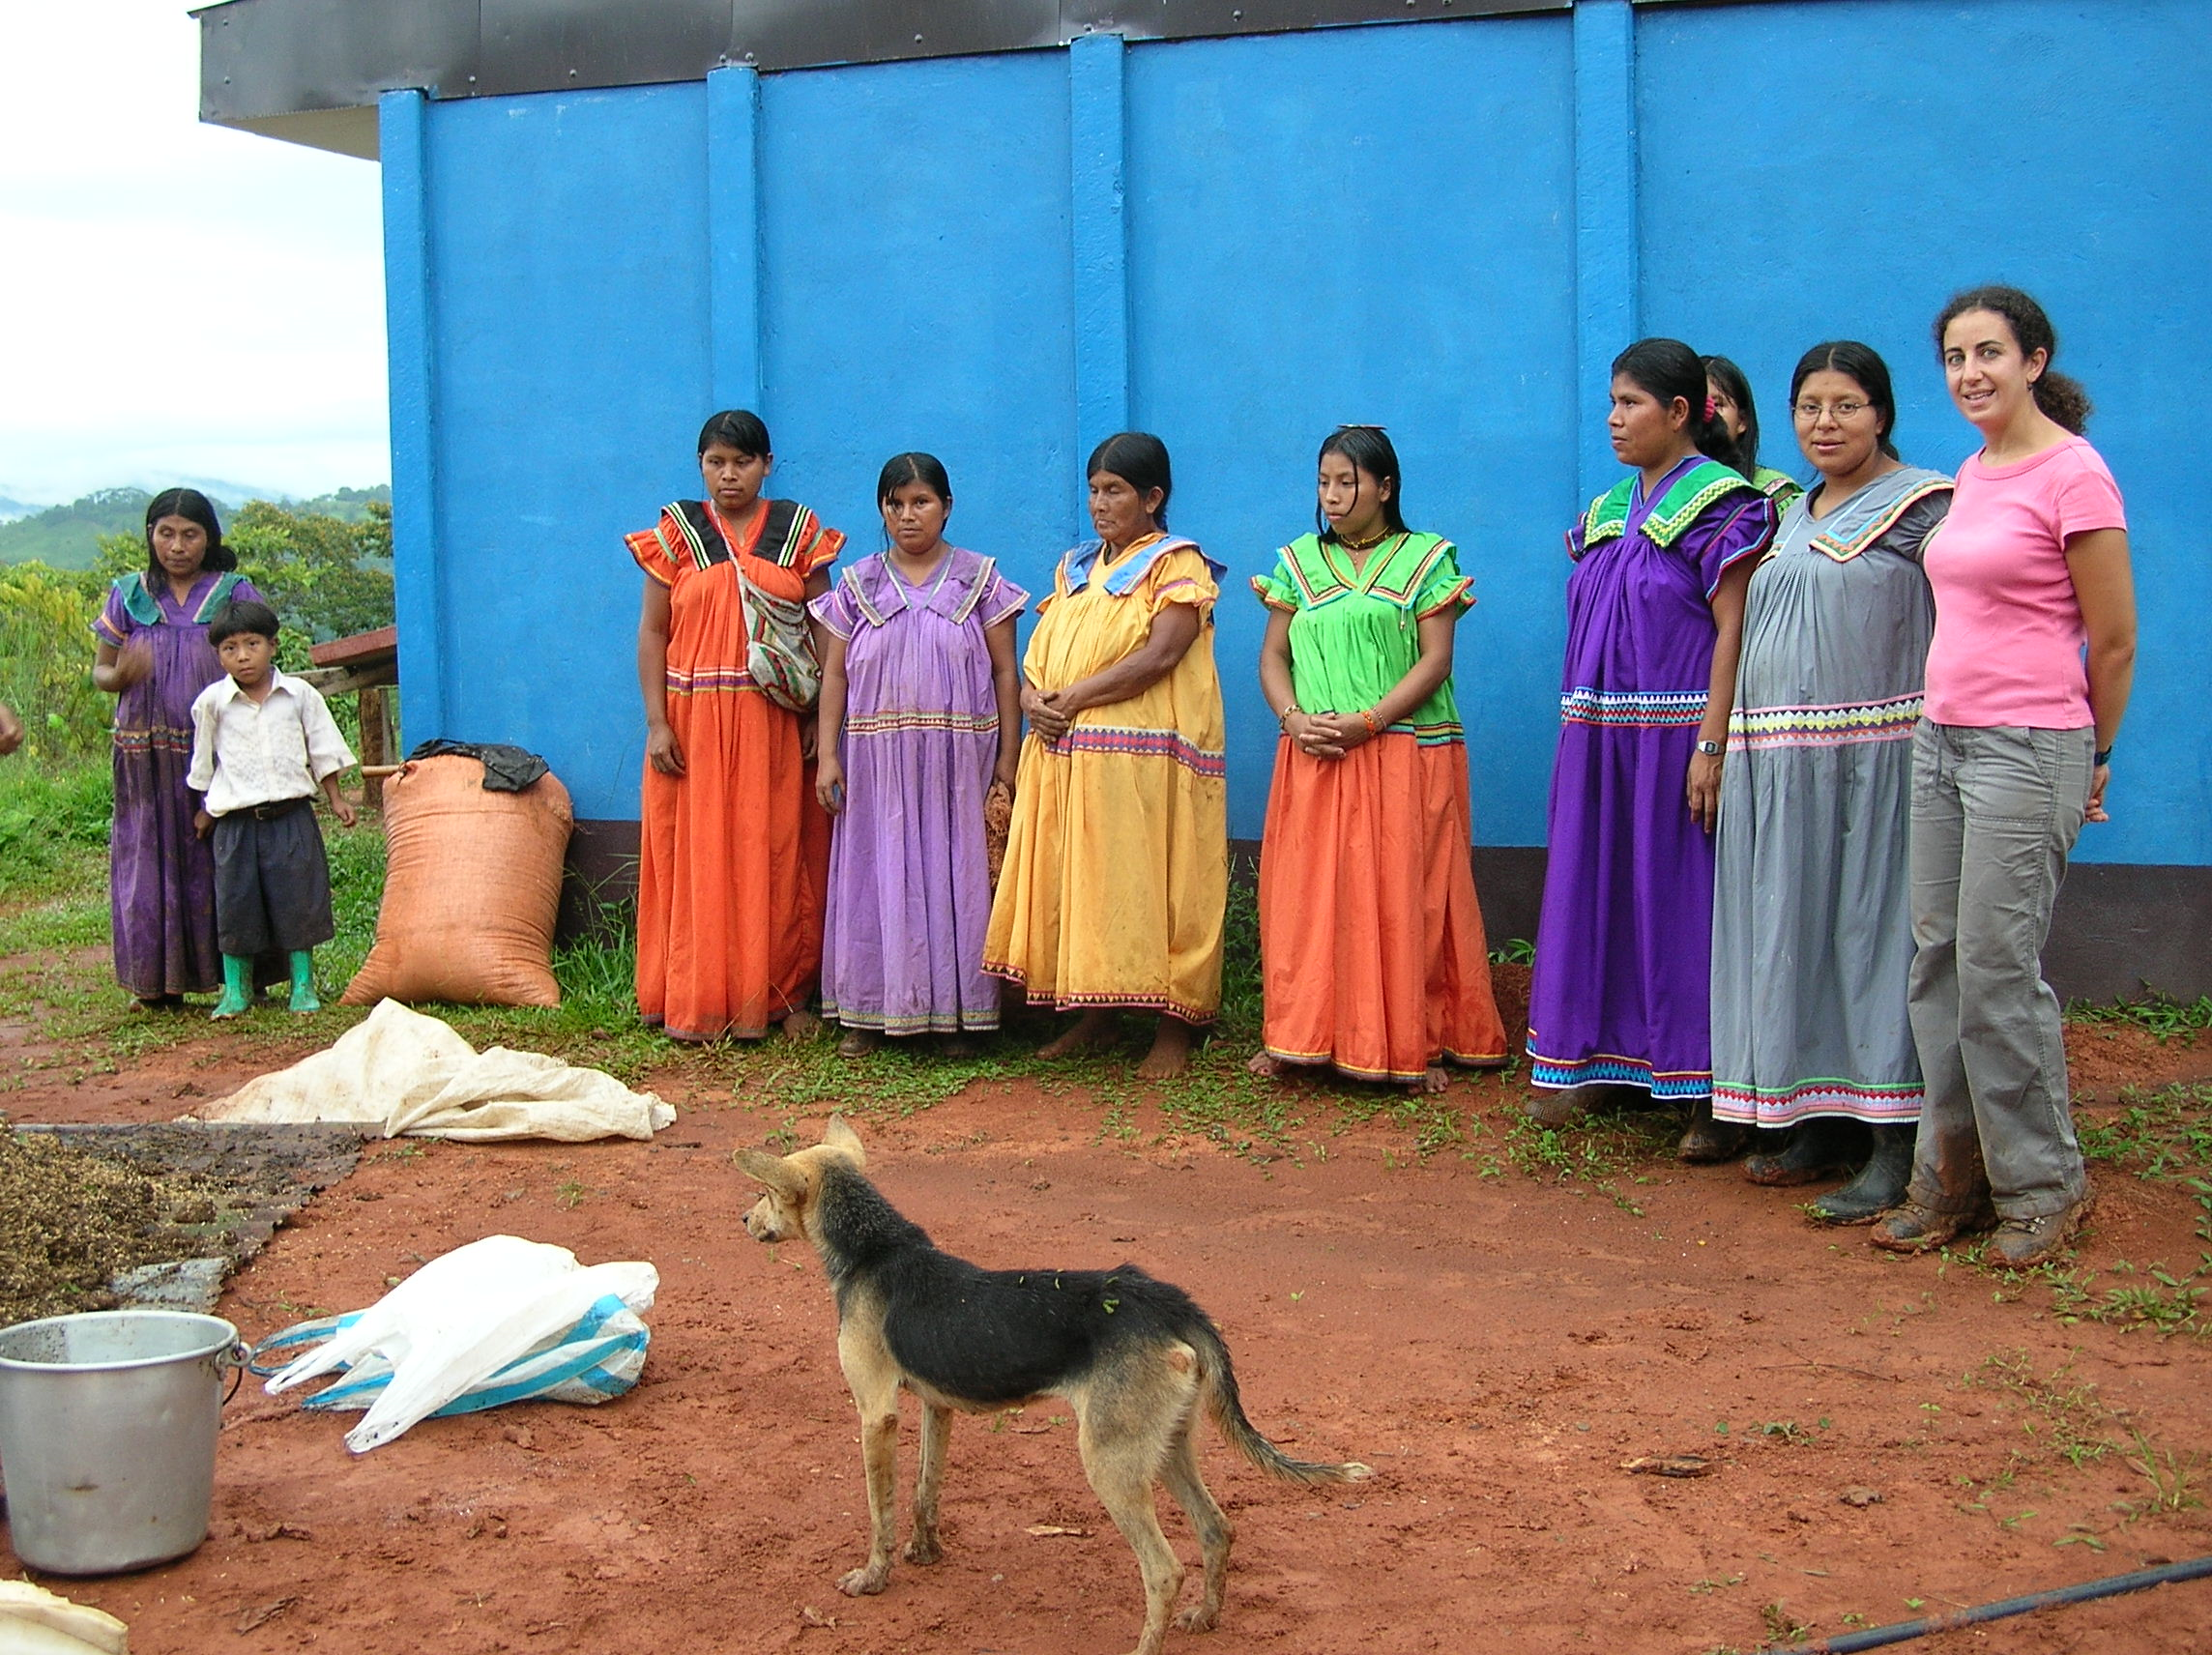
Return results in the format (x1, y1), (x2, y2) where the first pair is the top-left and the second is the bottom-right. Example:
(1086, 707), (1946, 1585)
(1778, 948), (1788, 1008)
(627, 498), (842, 1039)
(1254, 532), (1507, 1081)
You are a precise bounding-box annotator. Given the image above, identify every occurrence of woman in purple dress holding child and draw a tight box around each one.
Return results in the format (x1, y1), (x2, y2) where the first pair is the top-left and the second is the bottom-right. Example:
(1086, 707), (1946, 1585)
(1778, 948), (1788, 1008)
(812, 453), (1028, 1055)
(90, 488), (265, 1006)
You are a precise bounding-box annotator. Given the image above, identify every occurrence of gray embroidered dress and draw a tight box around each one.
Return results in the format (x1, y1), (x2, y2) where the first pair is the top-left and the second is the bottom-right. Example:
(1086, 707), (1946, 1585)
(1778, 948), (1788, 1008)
(1710, 465), (1952, 1126)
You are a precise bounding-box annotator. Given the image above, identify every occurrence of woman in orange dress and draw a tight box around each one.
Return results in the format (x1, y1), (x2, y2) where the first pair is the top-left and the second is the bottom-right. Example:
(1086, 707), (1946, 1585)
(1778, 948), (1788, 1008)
(1250, 426), (1507, 1092)
(627, 410), (844, 1040)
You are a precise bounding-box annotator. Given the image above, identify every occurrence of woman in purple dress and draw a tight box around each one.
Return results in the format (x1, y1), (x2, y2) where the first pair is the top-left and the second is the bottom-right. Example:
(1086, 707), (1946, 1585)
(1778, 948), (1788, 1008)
(811, 453), (1028, 1055)
(91, 489), (265, 1005)
(1527, 339), (1778, 1156)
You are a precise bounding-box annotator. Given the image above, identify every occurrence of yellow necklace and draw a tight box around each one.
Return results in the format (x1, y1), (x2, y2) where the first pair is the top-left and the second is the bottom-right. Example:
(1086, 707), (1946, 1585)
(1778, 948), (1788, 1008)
(1337, 526), (1393, 553)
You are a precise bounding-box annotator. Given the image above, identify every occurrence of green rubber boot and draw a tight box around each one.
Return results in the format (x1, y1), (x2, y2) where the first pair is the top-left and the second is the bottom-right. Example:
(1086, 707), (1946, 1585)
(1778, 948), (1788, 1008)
(288, 950), (321, 1014)
(211, 954), (252, 1020)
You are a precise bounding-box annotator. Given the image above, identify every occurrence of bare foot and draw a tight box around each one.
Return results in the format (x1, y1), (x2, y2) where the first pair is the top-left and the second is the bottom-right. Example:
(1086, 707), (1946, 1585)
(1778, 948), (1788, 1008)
(781, 1009), (823, 1041)
(1036, 1008), (1119, 1060)
(836, 1027), (877, 1058)
(1136, 1016), (1196, 1079)
(1246, 1050), (1288, 1079)
(1416, 1063), (1449, 1095)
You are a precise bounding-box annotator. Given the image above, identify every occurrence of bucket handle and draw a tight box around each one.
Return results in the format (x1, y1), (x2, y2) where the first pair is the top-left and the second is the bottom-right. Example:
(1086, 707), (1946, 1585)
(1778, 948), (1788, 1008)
(218, 1339), (250, 1405)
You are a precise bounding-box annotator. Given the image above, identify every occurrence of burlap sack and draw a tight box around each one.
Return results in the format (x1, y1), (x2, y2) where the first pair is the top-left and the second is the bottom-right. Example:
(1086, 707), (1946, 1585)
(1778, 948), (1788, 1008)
(340, 755), (571, 1007)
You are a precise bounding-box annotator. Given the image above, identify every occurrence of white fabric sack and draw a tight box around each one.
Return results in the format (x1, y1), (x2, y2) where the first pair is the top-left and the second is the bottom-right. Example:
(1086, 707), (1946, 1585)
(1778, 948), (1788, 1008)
(259, 1234), (658, 1453)
(204, 998), (675, 1142)
(0, 1582), (130, 1655)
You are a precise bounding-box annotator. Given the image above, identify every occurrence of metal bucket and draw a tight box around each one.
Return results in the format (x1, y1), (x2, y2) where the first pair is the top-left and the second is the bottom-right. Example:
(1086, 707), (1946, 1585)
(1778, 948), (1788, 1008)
(0, 1310), (244, 1574)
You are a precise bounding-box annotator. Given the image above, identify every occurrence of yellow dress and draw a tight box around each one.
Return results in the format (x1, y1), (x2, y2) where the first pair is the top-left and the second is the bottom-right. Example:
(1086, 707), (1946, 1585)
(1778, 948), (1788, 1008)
(984, 533), (1228, 1022)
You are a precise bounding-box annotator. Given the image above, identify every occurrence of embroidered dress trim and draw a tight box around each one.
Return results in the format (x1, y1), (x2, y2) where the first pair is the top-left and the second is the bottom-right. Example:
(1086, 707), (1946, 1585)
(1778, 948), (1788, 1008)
(1060, 534), (1225, 595)
(1381, 718), (1465, 746)
(1262, 1041), (1504, 1084)
(1728, 692), (1923, 751)
(1043, 724), (1226, 778)
(1711, 1078), (1925, 1125)
(978, 963), (1219, 1027)
(665, 664), (757, 694)
(1806, 474), (1952, 564)
(1527, 1045), (1711, 1100)
(113, 727), (195, 756)
(822, 999), (1002, 1035)
(1559, 686), (1708, 728)
(107, 570), (245, 629)
(1413, 574), (1474, 619)
(1578, 459), (1762, 550)
(844, 709), (1000, 737)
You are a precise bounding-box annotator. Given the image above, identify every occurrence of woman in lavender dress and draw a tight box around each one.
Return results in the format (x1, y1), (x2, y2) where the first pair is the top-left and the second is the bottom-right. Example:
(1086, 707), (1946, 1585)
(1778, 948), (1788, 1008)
(91, 489), (265, 1005)
(1527, 339), (1778, 1156)
(812, 453), (1027, 1055)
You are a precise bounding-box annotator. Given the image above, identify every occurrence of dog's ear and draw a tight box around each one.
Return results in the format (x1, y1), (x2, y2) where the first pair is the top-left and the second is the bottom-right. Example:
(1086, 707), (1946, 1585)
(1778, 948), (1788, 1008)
(823, 1114), (866, 1169)
(733, 1147), (807, 1201)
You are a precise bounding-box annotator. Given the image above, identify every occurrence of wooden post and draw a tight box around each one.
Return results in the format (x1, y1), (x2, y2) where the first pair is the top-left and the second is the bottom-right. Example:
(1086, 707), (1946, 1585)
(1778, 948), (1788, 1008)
(359, 685), (393, 811)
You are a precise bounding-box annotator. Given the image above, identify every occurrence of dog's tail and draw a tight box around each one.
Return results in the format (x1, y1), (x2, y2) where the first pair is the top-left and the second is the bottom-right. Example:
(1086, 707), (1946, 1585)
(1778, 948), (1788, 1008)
(1188, 1321), (1372, 1486)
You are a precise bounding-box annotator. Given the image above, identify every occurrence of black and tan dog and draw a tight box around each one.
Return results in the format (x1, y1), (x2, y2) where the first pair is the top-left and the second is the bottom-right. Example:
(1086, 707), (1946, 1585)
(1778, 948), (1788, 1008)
(735, 1117), (1370, 1655)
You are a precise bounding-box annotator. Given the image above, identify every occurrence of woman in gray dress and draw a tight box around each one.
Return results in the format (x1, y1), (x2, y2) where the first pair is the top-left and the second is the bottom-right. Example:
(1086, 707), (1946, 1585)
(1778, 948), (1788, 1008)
(1710, 341), (1951, 1222)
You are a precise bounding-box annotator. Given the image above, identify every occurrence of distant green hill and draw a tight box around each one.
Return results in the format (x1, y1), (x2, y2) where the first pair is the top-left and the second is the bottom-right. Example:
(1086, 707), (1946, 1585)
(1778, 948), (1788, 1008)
(0, 484), (392, 570)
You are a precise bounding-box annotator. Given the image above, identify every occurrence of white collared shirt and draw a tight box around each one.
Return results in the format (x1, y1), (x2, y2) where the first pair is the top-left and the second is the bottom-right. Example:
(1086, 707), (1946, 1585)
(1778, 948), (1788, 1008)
(187, 669), (358, 817)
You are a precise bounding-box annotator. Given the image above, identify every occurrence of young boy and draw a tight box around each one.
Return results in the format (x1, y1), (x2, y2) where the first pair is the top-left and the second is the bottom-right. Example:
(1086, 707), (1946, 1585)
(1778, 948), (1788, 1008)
(187, 599), (357, 1017)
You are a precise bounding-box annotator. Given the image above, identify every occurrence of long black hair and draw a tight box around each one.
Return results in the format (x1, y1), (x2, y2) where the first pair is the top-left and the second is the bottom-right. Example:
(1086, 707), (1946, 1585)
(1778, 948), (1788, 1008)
(1612, 338), (1750, 477)
(1790, 340), (1901, 461)
(697, 408), (772, 456)
(1315, 425), (1408, 540)
(1700, 355), (1763, 476)
(876, 451), (952, 506)
(143, 488), (238, 574)
(1087, 431), (1173, 531)
(1932, 285), (2092, 435)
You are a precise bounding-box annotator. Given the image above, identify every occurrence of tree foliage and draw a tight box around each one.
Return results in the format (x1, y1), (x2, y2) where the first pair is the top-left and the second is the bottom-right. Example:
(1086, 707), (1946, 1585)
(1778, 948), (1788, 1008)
(93, 499), (395, 646)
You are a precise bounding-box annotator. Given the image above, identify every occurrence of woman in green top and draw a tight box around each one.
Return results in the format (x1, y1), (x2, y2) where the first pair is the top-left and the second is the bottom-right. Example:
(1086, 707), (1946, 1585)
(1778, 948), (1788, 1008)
(1249, 426), (1509, 1091)
(1705, 356), (1804, 508)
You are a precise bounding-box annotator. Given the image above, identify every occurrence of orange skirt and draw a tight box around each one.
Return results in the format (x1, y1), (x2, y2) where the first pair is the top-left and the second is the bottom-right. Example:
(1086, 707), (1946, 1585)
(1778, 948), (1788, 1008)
(1258, 734), (1507, 1082)
(637, 689), (830, 1041)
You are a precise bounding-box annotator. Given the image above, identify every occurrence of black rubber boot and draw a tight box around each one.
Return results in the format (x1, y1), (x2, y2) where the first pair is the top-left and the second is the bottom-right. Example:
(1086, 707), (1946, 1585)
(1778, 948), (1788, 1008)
(1743, 1118), (1861, 1187)
(1811, 1124), (1915, 1225)
(1677, 1096), (1748, 1164)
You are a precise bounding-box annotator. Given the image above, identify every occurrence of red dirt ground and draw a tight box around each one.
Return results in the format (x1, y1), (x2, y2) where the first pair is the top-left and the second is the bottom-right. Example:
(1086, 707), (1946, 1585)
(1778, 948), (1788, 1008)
(5, 1015), (2211, 1655)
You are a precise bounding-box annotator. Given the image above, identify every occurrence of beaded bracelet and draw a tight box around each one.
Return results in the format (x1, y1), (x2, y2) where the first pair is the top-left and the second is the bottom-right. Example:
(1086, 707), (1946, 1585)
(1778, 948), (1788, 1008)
(1359, 708), (1382, 736)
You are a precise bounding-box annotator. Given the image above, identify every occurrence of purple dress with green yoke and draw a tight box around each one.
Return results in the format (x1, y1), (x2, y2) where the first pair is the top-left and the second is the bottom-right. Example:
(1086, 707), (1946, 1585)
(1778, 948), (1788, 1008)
(93, 568), (262, 999)
(1528, 456), (1776, 1100)
(809, 548), (1028, 1033)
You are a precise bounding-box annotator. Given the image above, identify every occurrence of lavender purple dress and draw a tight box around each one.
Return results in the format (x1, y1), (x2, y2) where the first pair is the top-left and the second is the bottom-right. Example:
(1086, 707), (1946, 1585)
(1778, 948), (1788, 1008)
(810, 548), (1028, 1034)
(93, 569), (263, 999)
(1528, 457), (1776, 1100)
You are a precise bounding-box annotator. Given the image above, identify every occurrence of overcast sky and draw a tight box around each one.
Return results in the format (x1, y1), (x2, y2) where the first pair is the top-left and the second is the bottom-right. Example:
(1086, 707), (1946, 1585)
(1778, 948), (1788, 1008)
(0, 0), (389, 505)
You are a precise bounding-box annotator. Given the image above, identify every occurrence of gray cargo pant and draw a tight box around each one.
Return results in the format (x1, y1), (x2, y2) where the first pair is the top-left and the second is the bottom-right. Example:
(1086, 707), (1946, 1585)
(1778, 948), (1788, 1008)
(1905, 722), (2093, 1221)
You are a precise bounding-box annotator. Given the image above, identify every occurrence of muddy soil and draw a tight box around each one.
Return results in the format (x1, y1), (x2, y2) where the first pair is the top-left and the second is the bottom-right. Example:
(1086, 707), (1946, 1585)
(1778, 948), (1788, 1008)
(3, 1027), (2210, 1655)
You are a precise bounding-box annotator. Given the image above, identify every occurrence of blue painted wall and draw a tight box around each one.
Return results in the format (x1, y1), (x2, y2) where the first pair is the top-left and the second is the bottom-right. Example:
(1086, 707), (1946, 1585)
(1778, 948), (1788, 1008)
(1637, 0), (2212, 866)
(389, 0), (2210, 867)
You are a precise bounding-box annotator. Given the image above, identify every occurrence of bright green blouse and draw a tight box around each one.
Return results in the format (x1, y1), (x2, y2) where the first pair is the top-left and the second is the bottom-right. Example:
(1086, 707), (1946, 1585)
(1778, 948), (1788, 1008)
(1251, 530), (1474, 740)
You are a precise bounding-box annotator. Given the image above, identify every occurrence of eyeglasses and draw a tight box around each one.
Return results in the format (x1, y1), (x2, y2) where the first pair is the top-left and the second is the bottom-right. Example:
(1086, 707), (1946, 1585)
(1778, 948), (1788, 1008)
(1792, 399), (1872, 421)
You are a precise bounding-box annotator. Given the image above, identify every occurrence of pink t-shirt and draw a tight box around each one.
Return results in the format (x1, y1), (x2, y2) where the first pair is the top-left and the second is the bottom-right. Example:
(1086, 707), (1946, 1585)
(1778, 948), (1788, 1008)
(1922, 434), (2127, 728)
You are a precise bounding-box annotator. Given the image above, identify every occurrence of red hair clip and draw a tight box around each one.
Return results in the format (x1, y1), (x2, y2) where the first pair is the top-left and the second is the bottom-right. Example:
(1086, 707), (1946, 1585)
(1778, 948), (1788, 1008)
(1703, 395), (1717, 421)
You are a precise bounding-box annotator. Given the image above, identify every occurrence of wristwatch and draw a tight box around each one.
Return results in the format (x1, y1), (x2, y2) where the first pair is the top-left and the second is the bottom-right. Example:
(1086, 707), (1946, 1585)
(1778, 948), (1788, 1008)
(1695, 739), (1723, 757)
(2094, 745), (2113, 767)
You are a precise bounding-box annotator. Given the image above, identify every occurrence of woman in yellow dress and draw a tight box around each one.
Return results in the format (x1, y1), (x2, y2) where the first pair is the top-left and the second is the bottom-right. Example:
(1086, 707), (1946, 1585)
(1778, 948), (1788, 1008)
(984, 432), (1228, 1077)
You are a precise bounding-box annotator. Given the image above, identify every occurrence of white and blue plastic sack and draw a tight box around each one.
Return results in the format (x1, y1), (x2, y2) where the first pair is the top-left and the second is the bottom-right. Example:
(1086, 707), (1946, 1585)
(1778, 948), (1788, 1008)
(250, 1234), (657, 1453)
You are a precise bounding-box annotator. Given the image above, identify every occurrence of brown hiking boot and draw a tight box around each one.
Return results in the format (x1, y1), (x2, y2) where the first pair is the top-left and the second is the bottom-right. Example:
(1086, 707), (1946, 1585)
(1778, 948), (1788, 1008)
(1869, 1198), (1994, 1254)
(1992, 1194), (2094, 1269)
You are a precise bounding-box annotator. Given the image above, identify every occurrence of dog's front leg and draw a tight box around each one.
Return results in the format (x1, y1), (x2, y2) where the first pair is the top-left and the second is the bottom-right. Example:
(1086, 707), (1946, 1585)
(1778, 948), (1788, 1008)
(904, 1400), (952, 1564)
(838, 1327), (903, 1597)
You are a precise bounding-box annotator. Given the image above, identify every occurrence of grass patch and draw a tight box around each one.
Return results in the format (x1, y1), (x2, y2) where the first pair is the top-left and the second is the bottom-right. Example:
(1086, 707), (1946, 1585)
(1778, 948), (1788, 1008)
(2079, 1084), (2212, 1179)
(0, 759), (110, 910)
(2067, 992), (2212, 1041)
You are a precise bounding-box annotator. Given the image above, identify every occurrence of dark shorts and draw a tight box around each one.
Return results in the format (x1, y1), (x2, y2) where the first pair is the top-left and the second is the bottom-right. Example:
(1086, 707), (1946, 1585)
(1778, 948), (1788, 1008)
(211, 799), (335, 957)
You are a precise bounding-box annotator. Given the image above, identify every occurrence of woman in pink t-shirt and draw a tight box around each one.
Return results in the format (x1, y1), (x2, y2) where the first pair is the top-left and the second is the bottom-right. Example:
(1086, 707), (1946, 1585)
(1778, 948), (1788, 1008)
(1873, 286), (2136, 1268)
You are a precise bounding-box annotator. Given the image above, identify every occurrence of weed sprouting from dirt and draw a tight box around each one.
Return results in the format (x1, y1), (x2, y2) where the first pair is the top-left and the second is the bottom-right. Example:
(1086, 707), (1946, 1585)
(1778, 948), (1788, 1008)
(1969, 1350), (2117, 1470)
(2079, 1084), (2212, 1178)
(2067, 992), (2212, 1041)
(1760, 1602), (1813, 1643)
(2122, 1427), (2206, 1514)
